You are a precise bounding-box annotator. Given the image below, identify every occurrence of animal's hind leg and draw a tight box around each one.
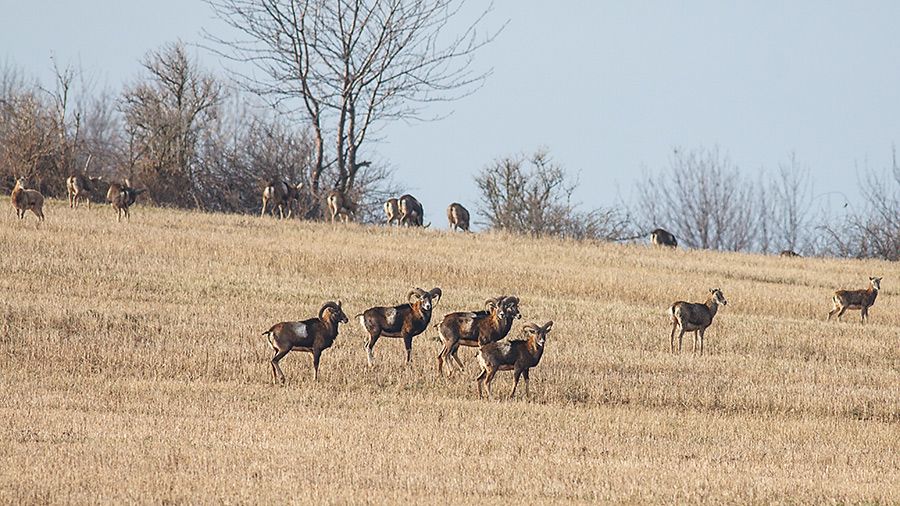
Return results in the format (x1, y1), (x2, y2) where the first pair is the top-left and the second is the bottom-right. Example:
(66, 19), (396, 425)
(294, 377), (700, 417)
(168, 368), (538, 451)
(827, 303), (841, 321)
(364, 331), (380, 367)
(677, 329), (685, 353)
(271, 349), (289, 385)
(836, 307), (847, 321)
(436, 341), (451, 376)
(451, 346), (465, 371)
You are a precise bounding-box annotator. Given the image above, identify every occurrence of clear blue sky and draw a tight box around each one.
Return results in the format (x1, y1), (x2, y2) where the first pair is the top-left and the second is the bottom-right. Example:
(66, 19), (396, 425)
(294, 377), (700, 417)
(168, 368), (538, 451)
(3, 1), (899, 221)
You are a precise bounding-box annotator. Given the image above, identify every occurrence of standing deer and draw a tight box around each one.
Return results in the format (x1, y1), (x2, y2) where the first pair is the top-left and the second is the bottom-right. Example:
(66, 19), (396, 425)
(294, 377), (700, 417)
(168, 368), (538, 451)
(11, 177), (45, 221)
(261, 180), (303, 219)
(447, 202), (470, 232)
(650, 228), (677, 248)
(66, 174), (104, 209)
(669, 288), (727, 355)
(475, 321), (553, 399)
(327, 190), (356, 223)
(398, 194), (427, 227)
(828, 277), (882, 323)
(384, 198), (400, 226)
(106, 180), (147, 222)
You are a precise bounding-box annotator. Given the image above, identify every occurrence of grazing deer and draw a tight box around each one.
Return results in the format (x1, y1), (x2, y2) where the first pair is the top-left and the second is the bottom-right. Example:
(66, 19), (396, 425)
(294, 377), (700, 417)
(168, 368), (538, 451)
(327, 190), (356, 223)
(66, 174), (104, 209)
(447, 202), (470, 232)
(669, 288), (727, 355)
(106, 180), (146, 222)
(398, 194), (427, 227)
(384, 197), (400, 226)
(261, 180), (303, 219)
(650, 228), (677, 248)
(828, 277), (882, 323)
(11, 178), (45, 221)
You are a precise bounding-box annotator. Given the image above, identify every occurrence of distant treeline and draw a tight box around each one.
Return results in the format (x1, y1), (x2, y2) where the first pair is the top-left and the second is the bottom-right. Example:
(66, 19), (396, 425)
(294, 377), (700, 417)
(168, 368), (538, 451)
(2, 46), (898, 260)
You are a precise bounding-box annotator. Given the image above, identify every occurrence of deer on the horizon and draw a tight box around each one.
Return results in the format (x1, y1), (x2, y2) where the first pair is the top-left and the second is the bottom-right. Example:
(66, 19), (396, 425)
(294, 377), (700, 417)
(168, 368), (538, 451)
(327, 190), (356, 223)
(261, 179), (303, 219)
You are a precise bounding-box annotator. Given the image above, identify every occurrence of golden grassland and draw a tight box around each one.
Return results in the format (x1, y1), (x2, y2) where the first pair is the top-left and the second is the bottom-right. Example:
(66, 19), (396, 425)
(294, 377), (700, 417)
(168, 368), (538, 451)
(1, 199), (898, 504)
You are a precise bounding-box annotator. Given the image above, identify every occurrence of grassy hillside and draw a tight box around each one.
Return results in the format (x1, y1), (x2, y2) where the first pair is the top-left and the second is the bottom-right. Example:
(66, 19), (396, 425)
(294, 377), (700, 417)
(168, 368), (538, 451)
(1, 200), (898, 504)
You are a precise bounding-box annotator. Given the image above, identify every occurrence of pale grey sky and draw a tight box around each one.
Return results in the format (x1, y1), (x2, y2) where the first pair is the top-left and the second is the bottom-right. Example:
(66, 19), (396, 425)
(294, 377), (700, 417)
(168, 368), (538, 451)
(3, 1), (899, 221)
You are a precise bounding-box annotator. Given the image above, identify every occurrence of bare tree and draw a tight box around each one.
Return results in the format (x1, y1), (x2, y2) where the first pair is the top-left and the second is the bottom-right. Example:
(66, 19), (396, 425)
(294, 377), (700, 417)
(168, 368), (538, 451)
(818, 151), (900, 261)
(204, 0), (500, 205)
(120, 42), (223, 208)
(635, 147), (759, 251)
(769, 154), (815, 254)
(475, 150), (629, 240)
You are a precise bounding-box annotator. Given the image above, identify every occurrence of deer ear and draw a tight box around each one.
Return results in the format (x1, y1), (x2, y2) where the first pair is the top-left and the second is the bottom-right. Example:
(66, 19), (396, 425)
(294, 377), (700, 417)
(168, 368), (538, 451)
(543, 321), (553, 332)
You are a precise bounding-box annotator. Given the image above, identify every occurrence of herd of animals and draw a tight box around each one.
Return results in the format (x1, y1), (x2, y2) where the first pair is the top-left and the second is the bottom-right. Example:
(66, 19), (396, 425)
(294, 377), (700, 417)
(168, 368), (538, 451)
(8, 173), (886, 399)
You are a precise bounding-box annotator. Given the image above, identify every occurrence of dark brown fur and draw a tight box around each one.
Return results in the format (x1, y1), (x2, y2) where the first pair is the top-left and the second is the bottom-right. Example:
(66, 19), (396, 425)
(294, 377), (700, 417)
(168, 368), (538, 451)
(261, 180), (302, 219)
(669, 288), (727, 355)
(263, 301), (349, 384)
(650, 228), (677, 248)
(475, 321), (552, 399)
(66, 174), (104, 209)
(447, 202), (470, 232)
(828, 277), (881, 323)
(435, 295), (521, 376)
(359, 287), (441, 365)
(398, 194), (425, 227)
(780, 250), (801, 257)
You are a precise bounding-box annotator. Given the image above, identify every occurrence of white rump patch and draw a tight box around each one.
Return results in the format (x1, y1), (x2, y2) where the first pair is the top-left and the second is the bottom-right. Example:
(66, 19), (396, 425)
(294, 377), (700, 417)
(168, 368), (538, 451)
(358, 315), (367, 329)
(288, 322), (308, 339)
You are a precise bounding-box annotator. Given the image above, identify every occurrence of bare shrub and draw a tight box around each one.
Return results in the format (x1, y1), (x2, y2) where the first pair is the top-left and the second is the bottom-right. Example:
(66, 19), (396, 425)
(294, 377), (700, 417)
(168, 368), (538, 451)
(476, 150), (629, 240)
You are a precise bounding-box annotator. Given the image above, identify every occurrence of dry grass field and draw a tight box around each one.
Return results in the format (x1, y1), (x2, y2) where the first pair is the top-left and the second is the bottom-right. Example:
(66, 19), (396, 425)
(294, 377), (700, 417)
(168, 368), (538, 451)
(1, 199), (898, 504)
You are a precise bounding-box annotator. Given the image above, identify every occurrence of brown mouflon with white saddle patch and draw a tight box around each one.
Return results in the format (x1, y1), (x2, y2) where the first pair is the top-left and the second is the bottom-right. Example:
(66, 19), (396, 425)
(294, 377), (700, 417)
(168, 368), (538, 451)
(263, 300), (349, 384)
(668, 288), (727, 355)
(828, 277), (882, 324)
(476, 321), (552, 399)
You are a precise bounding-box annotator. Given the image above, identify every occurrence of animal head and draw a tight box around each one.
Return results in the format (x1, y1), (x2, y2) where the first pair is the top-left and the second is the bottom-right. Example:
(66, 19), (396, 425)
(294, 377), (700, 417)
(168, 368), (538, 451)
(319, 300), (349, 324)
(501, 296), (522, 320)
(709, 288), (728, 306)
(408, 287), (442, 311)
(484, 297), (506, 319)
(14, 177), (27, 190)
(869, 277), (882, 291)
(522, 321), (553, 346)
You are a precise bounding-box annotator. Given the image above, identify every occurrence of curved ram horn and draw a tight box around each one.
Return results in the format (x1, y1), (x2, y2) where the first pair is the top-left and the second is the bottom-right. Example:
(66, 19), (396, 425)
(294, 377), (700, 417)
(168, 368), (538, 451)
(428, 287), (442, 304)
(542, 320), (553, 332)
(319, 301), (341, 320)
(522, 323), (542, 334)
(483, 297), (500, 311)
(501, 295), (519, 307)
(408, 288), (426, 302)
